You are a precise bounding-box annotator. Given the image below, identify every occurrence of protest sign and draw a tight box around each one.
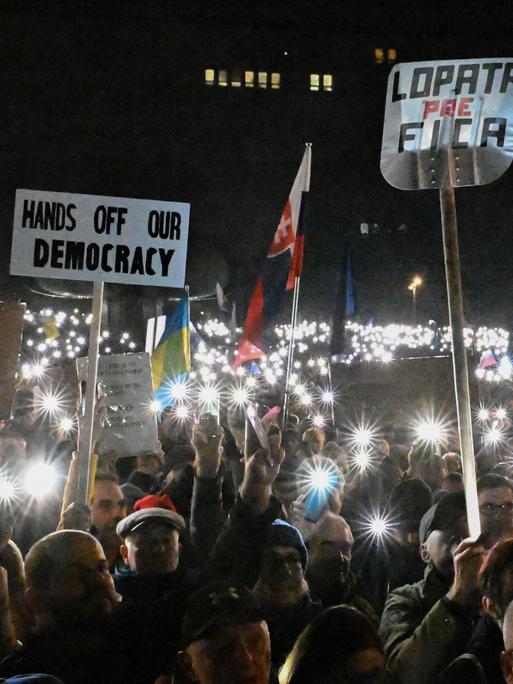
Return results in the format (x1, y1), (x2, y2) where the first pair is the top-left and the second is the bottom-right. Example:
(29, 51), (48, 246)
(10, 188), (190, 503)
(0, 302), (26, 420)
(77, 352), (158, 457)
(381, 58), (513, 189)
(10, 189), (190, 287)
(378, 58), (513, 537)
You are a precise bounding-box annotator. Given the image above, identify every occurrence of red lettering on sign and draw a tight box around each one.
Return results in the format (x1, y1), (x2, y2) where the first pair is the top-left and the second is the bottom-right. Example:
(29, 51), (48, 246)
(458, 97), (473, 116)
(423, 100), (440, 119)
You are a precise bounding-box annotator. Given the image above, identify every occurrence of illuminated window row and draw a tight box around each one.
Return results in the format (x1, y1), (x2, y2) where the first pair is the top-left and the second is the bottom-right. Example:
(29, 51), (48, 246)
(309, 74), (333, 91)
(375, 48), (397, 64)
(204, 69), (334, 92)
(204, 69), (281, 89)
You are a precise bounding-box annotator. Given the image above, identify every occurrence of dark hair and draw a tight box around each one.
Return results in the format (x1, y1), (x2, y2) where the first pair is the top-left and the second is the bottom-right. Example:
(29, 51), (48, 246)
(388, 478), (433, 525)
(280, 605), (382, 684)
(446, 472), (463, 483)
(127, 469), (157, 493)
(94, 471), (120, 485)
(480, 539), (513, 615)
(477, 473), (513, 494)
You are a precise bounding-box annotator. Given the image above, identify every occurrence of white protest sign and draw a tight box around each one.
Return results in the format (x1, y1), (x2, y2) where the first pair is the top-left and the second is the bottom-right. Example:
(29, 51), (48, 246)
(381, 58), (513, 190)
(10, 189), (190, 287)
(77, 352), (158, 457)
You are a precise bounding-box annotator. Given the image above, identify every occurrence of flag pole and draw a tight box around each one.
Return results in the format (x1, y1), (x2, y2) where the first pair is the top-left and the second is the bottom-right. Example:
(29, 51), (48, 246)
(185, 283), (192, 373)
(283, 143), (312, 426)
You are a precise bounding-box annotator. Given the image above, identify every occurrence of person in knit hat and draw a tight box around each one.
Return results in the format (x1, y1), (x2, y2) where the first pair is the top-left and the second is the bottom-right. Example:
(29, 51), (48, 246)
(253, 519), (321, 669)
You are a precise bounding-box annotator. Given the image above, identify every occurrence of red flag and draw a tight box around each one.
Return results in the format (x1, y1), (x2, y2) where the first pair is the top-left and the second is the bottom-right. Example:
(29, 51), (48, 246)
(233, 146), (311, 368)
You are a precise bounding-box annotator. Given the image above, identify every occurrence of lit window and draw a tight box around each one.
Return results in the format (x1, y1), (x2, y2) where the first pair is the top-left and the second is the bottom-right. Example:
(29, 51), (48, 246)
(231, 70), (242, 87)
(258, 71), (268, 88)
(245, 70), (254, 88)
(387, 48), (397, 62)
(204, 68), (215, 86)
(323, 74), (333, 91)
(271, 72), (281, 89)
(375, 48), (384, 64)
(310, 74), (320, 91)
(218, 69), (228, 87)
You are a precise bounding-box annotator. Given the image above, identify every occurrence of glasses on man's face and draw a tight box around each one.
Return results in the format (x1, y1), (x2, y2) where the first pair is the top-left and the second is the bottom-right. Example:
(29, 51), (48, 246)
(480, 502), (513, 517)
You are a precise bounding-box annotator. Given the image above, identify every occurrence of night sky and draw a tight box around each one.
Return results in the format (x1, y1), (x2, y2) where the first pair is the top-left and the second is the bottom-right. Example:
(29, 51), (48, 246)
(2, 1), (513, 329)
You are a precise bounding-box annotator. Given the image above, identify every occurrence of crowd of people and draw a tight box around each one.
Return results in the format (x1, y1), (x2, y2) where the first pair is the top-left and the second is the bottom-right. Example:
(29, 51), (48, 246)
(2, 392), (513, 683)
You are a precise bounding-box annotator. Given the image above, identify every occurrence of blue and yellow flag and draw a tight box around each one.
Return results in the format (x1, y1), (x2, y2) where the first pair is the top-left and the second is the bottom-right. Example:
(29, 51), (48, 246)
(151, 295), (191, 405)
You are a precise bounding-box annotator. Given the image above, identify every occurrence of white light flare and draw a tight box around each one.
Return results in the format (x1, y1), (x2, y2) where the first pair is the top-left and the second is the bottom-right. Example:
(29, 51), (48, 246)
(477, 406), (490, 422)
(171, 403), (193, 424)
(347, 421), (378, 452)
(0, 477), (18, 505)
(24, 463), (57, 498)
(311, 414), (327, 429)
(320, 389), (335, 406)
(54, 415), (77, 436)
(360, 512), (393, 544)
(165, 379), (190, 403)
(496, 407), (508, 421)
(484, 424), (506, 447)
(32, 387), (68, 421)
(351, 450), (371, 472)
(297, 457), (341, 497)
(227, 383), (251, 410)
(414, 418), (446, 445)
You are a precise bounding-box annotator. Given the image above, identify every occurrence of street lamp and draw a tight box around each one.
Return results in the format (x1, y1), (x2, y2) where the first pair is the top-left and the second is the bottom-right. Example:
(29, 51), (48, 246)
(408, 275), (423, 322)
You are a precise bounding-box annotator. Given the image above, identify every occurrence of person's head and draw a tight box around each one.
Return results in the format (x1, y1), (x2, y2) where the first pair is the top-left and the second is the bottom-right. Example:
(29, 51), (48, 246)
(120, 482), (145, 513)
(117, 507), (185, 576)
(441, 471), (464, 493)
(24, 530), (120, 629)
(307, 514), (354, 602)
(178, 581), (270, 684)
(480, 539), (513, 623)
(135, 452), (163, 477)
(321, 442), (349, 474)
(279, 605), (386, 684)
(254, 520), (308, 608)
(91, 473), (127, 534)
(302, 428), (325, 455)
(443, 452), (462, 474)
(478, 473), (513, 548)
(501, 600), (513, 683)
(419, 491), (468, 579)
(388, 478), (433, 547)
(283, 429), (301, 458)
(127, 469), (158, 494)
(418, 453), (448, 491)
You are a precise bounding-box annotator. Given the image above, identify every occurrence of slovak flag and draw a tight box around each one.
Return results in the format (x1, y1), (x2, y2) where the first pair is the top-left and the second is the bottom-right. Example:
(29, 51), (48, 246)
(233, 145), (312, 368)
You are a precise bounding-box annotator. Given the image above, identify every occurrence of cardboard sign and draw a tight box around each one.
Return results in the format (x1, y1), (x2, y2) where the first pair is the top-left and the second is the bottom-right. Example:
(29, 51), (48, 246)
(381, 58), (513, 189)
(10, 189), (190, 287)
(77, 352), (158, 457)
(0, 302), (26, 420)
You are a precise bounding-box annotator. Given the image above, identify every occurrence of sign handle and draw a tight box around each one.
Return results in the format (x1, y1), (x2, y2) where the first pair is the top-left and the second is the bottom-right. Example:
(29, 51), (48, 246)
(439, 181), (481, 539)
(76, 280), (104, 504)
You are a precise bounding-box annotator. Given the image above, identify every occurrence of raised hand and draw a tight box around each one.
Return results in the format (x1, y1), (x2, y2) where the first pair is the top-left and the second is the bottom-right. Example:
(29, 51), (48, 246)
(192, 414), (224, 479)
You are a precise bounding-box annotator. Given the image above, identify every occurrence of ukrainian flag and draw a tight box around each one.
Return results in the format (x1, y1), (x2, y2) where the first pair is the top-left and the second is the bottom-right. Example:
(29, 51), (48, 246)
(151, 295), (191, 406)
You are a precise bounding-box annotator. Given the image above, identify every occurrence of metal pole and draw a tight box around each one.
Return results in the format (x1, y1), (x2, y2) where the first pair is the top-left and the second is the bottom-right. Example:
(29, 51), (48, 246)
(283, 276), (301, 425)
(439, 181), (481, 539)
(76, 280), (104, 504)
(326, 361), (336, 425)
